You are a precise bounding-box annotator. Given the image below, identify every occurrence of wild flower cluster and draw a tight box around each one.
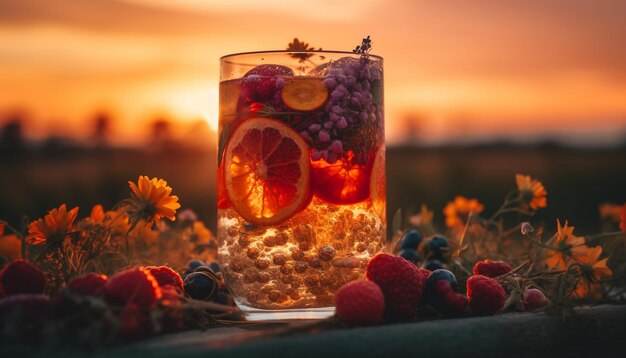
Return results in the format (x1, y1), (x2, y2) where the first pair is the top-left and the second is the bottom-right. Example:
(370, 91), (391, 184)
(403, 174), (626, 311)
(0, 176), (217, 293)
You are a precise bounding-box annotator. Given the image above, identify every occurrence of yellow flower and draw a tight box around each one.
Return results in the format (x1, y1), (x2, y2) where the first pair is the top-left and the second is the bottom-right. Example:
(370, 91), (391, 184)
(27, 204), (79, 245)
(443, 196), (484, 229)
(545, 220), (587, 270)
(127, 176), (181, 225)
(516, 174), (547, 210)
(0, 224), (22, 261)
(572, 246), (612, 298)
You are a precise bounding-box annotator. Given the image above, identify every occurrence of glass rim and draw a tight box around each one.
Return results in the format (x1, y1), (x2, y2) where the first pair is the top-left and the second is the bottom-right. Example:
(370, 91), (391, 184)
(220, 50), (383, 61)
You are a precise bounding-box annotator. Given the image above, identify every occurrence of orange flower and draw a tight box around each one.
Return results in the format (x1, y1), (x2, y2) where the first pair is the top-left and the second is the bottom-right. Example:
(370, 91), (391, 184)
(192, 221), (213, 245)
(572, 246), (612, 298)
(127, 176), (181, 225)
(545, 220), (587, 270)
(409, 205), (434, 226)
(443, 196), (484, 229)
(0, 224), (22, 261)
(620, 204), (626, 233)
(27, 204), (79, 245)
(88, 204), (105, 223)
(599, 203), (622, 222)
(516, 174), (547, 210)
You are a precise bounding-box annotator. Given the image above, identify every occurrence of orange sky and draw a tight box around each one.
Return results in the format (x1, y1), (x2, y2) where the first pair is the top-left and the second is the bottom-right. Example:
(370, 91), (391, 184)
(1, 0), (625, 145)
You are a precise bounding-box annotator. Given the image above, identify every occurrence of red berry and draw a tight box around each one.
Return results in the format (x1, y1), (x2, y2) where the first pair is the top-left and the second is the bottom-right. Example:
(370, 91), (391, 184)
(473, 259), (512, 278)
(67, 273), (107, 296)
(467, 275), (506, 315)
(116, 304), (152, 342)
(241, 64), (294, 102)
(366, 253), (423, 318)
(0, 259), (47, 296)
(146, 266), (184, 293)
(0, 294), (51, 343)
(103, 268), (162, 307)
(335, 279), (384, 326)
(435, 280), (468, 316)
(414, 267), (431, 288)
(522, 288), (549, 311)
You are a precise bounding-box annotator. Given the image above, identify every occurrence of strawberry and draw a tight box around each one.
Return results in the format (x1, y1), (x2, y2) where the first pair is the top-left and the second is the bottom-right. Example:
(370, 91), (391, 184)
(67, 273), (107, 296)
(467, 275), (506, 315)
(473, 259), (512, 278)
(366, 253), (423, 318)
(146, 266), (184, 293)
(0, 259), (47, 296)
(522, 288), (549, 311)
(335, 279), (384, 326)
(103, 268), (162, 307)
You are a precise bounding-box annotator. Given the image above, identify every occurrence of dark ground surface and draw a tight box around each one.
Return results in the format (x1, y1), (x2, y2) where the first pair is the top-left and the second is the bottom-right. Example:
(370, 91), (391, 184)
(103, 305), (626, 358)
(1, 144), (625, 235)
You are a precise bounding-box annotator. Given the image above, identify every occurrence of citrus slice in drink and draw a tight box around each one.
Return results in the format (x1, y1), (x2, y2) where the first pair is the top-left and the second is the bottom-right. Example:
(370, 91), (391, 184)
(223, 117), (310, 225)
(370, 146), (386, 221)
(311, 151), (371, 205)
(281, 77), (328, 111)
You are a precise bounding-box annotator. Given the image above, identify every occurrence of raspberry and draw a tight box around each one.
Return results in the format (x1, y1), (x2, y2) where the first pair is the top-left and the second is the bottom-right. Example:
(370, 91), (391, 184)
(467, 275), (506, 315)
(0, 259), (47, 296)
(414, 267), (431, 288)
(473, 259), (512, 278)
(67, 273), (107, 296)
(522, 288), (549, 311)
(103, 268), (162, 307)
(335, 279), (384, 326)
(146, 266), (184, 293)
(366, 253), (423, 318)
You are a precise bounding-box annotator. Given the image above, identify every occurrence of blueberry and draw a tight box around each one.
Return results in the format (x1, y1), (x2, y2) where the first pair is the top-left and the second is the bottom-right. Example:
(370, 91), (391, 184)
(398, 249), (420, 263)
(426, 269), (457, 288)
(183, 272), (218, 301)
(209, 261), (221, 273)
(424, 259), (445, 271)
(428, 235), (449, 260)
(424, 269), (458, 304)
(399, 229), (422, 250)
(187, 259), (205, 272)
(194, 266), (219, 280)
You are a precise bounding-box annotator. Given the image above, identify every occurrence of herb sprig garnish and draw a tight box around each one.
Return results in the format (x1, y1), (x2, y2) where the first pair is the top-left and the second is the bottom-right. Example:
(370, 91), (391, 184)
(353, 35), (372, 61)
(287, 38), (322, 63)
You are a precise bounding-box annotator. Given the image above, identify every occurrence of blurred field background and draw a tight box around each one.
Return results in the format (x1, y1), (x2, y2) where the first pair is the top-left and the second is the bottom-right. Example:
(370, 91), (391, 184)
(1, 0), (625, 234)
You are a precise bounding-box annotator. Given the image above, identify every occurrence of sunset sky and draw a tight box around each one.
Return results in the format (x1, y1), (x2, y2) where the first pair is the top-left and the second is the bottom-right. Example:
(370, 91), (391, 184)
(1, 0), (625, 145)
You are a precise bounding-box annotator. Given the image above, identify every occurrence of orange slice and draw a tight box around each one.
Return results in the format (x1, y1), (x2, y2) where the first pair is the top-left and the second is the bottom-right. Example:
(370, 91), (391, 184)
(223, 117), (310, 225)
(370, 145), (386, 221)
(281, 77), (328, 111)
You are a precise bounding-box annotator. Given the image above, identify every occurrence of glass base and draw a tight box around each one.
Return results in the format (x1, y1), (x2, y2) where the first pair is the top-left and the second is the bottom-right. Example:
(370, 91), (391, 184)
(238, 303), (335, 321)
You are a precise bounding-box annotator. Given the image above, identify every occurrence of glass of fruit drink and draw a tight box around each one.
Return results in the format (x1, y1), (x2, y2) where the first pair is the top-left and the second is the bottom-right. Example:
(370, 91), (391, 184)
(218, 49), (385, 320)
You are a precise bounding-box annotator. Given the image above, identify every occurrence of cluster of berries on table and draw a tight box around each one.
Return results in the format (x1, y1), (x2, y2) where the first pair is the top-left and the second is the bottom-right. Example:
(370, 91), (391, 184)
(334, 228), (550, 326)
(0, 258), (229, 346)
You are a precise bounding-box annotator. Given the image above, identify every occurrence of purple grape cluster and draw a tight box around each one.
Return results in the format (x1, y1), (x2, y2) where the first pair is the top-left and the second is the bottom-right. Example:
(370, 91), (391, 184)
(301, 57), (383, 164)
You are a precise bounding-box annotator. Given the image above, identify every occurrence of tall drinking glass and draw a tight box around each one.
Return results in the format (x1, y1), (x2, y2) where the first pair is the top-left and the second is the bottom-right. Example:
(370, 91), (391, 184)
(218, 50), (385, 320)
